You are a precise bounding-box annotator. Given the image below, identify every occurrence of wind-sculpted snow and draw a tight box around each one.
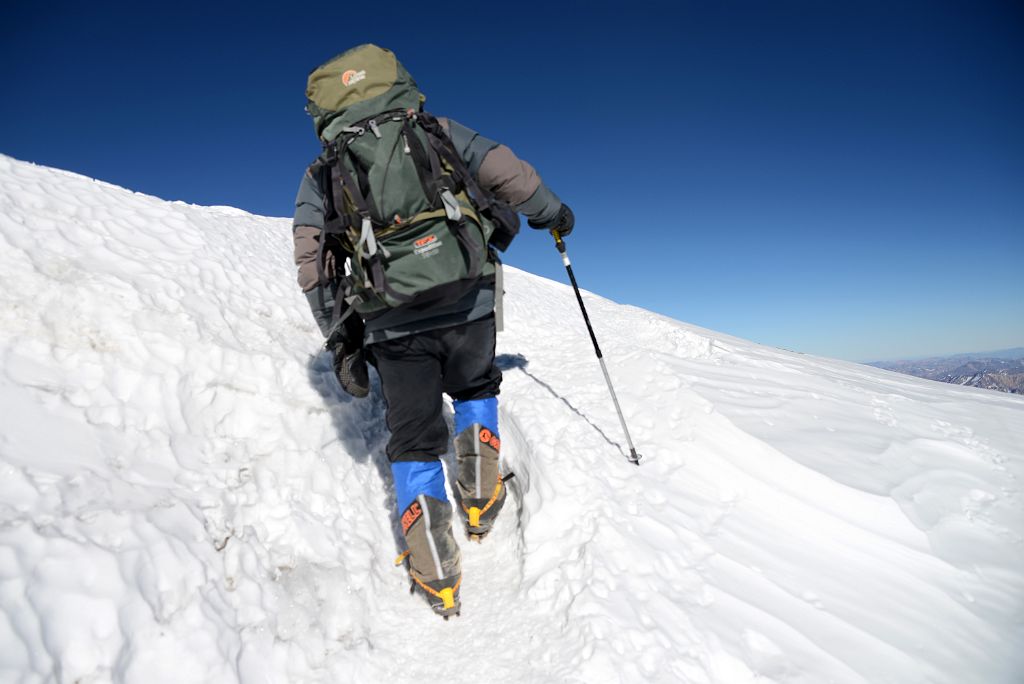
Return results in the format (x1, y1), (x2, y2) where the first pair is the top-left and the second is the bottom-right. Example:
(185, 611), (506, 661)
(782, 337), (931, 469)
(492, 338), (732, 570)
(0, 154), (1021, 683)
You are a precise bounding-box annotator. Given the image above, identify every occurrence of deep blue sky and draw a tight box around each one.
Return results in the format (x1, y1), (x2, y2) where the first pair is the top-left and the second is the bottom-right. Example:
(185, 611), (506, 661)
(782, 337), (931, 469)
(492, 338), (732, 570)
(2, 0), (1021, 361)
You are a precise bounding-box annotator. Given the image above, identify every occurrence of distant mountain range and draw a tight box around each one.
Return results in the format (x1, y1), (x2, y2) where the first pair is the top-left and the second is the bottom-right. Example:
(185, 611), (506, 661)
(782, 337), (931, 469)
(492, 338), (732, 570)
(869, 348), (1024, 394)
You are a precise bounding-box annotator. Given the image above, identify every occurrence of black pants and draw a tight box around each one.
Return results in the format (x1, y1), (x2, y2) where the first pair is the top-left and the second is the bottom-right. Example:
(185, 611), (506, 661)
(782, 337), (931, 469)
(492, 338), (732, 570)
(370, 314), (501, 463)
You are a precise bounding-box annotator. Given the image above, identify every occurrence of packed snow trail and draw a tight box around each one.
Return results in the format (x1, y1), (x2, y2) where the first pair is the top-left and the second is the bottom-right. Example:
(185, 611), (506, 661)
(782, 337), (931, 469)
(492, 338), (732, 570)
(0, 154), (1022, 683)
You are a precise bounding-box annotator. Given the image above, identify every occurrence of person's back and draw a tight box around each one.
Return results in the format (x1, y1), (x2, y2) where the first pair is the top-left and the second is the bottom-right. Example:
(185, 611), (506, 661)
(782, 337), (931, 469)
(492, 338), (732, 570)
(291, 44), (574, 618)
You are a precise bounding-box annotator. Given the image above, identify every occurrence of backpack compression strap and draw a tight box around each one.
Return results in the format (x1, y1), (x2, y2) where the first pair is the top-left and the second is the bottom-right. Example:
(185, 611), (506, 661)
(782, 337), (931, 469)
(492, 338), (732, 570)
(399, 114), (483, 281)
(326, 142), (393, 294)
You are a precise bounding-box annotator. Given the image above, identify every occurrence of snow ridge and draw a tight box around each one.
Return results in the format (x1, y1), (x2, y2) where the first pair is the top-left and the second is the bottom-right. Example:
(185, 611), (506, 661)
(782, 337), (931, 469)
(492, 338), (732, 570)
(1, 154), (1021, 683)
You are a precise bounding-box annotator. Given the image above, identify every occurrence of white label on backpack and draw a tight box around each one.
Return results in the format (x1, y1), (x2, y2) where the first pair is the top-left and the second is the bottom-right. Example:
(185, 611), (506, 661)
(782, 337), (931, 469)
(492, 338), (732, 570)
(342, 69), (367, 87)
(414, 234), (442, 258)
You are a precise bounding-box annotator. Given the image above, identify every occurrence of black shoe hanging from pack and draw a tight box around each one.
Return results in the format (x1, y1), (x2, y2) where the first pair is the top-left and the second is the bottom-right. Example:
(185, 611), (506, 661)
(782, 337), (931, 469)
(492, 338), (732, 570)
(331, 342), (369, 398)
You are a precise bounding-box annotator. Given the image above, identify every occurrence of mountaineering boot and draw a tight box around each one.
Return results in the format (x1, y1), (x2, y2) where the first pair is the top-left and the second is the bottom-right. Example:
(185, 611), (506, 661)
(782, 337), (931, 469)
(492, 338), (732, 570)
(399, 494), (462, 617)
(454, 423), (506, 541)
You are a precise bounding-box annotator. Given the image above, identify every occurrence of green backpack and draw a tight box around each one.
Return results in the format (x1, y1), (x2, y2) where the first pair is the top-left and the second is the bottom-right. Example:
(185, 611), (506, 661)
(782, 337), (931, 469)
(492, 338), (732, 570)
(305, 44), (518, 318)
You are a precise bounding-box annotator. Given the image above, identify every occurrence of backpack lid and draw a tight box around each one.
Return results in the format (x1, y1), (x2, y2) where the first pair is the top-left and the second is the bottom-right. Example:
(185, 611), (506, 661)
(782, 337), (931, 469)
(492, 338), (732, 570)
(306, 44), (424, 142)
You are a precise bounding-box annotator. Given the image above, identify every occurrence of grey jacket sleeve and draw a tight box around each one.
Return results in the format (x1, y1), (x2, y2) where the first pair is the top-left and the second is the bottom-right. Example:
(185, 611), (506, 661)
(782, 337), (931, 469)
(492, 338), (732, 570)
(292, 169), (332, 293)
(293, 168), (338, 337)
(441, 118), (562, 226)
(293, 169), (325, 231)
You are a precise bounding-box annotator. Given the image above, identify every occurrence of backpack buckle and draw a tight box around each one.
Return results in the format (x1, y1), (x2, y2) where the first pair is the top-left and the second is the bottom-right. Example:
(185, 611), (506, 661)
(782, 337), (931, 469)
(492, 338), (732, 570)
(356, 215), (390, 263)
(440, 189), (463, 222)
(360, 216), (377, 257)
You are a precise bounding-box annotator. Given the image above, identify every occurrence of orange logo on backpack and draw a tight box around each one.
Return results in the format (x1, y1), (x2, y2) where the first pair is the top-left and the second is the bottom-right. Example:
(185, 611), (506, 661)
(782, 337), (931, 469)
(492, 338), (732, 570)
(342, 69), (367, 87)
(414, 235), (437, 248)
(401, 501), (422, 534)
(479, 428), (501, 452)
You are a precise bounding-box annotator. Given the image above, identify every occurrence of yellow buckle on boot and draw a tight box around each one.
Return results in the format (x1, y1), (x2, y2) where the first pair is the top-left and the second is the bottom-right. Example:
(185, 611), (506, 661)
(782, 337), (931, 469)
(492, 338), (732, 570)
(438, 587), (456, 610)
(468, 507), (482, 528)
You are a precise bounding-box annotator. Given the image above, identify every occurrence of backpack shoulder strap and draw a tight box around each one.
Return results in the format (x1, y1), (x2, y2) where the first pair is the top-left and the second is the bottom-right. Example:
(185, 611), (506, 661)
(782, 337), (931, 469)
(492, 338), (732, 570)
(418, 112), (492, 213)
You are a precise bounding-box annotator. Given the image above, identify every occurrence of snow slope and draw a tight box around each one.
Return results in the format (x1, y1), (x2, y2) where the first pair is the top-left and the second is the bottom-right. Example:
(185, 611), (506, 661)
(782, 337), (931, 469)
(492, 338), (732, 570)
(0, 154), (1021, 683)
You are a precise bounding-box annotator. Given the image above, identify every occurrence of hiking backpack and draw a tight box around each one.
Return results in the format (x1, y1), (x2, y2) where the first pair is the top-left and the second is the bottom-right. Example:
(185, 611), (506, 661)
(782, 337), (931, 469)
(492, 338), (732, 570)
(305, 44), (519, 320)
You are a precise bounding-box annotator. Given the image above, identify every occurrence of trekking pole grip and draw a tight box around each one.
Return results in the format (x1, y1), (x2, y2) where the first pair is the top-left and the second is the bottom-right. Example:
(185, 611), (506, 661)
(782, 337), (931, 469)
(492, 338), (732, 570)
(552, 229), (566, 253)
(552, 230), (571, 270)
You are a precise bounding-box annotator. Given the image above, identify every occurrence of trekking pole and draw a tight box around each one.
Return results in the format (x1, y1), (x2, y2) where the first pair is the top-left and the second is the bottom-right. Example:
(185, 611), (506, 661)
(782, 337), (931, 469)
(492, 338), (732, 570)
(551, 230), (642, 465)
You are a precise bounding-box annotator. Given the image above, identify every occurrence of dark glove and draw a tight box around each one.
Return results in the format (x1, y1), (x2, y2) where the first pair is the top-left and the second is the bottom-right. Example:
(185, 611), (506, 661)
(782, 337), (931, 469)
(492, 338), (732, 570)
(528, 203), (574, 237)
(331, 340), (370, 399)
